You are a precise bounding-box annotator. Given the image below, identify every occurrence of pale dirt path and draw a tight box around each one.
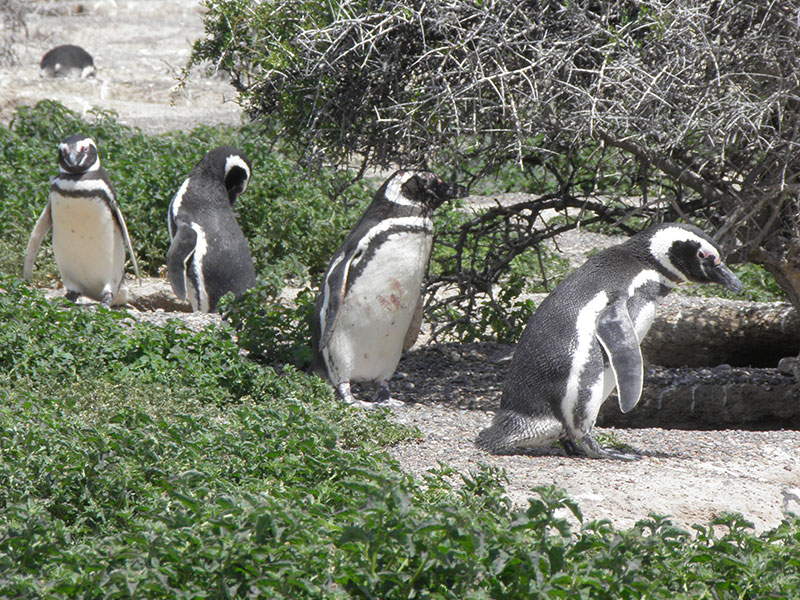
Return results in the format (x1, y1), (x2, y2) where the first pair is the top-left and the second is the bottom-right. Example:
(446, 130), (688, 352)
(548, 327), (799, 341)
(388, 403), (800, 533)
(1, 0), (242, 133)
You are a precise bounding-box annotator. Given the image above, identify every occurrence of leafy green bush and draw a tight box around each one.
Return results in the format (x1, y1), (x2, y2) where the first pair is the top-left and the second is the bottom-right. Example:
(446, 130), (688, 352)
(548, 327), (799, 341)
(220, 276), (317, 369)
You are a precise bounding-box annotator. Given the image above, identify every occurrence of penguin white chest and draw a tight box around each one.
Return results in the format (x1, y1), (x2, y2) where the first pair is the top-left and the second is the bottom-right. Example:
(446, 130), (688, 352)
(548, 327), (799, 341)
(50, 192), (124, 298)
(329, 230), (433, 382)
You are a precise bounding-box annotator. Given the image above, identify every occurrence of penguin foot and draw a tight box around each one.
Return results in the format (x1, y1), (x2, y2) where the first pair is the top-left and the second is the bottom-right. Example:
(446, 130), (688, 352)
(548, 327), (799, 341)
(65, 289), (80, 303)
(371, 382), (404, 408)
(561, 435), (642, 461)
(100, 291), (113, 308)
(334, 381), (404, 411)
(375, 397), (405, 409)
(336, 382), (381, 411)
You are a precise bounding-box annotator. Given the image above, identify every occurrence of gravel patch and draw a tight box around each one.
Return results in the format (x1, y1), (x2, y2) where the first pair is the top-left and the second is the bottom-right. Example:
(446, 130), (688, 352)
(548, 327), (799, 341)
(387, 402), (800, 533)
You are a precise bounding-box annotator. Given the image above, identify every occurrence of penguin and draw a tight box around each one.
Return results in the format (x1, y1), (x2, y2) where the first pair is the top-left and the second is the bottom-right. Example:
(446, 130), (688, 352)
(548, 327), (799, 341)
(476, 223), (743, 459)
(40, 45), (96, 78)
(312, 169), (462, 409)
(24, 135), (141, 306)
(166, 146), (255, 313)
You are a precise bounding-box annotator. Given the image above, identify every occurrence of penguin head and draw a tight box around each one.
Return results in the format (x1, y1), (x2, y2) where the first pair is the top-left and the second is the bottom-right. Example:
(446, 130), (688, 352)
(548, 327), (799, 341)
(385, 170), (464, 212)
(58, 135), (100, 174)
(223, 151), (252, 204)
(197, 146), (252, 204)
(646, 223), (743, 292)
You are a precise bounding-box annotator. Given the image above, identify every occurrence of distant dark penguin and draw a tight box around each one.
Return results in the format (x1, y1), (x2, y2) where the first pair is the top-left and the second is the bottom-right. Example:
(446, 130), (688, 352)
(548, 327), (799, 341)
(166, 146), (255, 313)
(476, 223), (743, 459)
(40, 45), (96, 78)
(24, 135), (141, 306)
(312, 170), (462, 409)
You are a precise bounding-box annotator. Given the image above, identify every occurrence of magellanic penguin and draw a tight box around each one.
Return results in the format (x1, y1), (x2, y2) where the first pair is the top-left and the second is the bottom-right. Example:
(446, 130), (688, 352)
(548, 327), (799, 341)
(312, 170), (462, 409)
(476, 223), (743, 460)
(40, 45), (96, 78)
(24, 135), (141, 307)
(166, 146), (255, 313)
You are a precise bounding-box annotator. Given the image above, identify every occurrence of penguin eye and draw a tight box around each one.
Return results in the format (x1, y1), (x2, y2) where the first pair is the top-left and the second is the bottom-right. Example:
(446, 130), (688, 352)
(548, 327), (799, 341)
(698, 249), (720, 265)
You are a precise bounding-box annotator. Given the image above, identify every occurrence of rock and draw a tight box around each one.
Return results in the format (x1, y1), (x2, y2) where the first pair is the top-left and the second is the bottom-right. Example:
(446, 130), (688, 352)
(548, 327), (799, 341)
(783, 488), (800, 518)
(778, 356), (799, 376)
(127, 277), (192, 312)
(643, 295), (800, 368)
(597, 366), (800, 429)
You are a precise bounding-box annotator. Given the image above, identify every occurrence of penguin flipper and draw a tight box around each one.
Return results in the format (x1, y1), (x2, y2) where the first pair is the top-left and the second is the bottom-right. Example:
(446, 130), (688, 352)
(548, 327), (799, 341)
(402, 292), (424, 352)
(110, 200), (141, 284)
(595, 296), (644, 413)
(23, 203), (53, 281)
(317, 250), (355, 350)
(166, 221), (197, 301)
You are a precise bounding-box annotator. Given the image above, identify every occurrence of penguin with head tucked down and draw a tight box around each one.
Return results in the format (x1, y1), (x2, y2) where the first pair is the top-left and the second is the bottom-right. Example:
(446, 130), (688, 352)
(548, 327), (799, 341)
(476, 223), (743, 459)
(24, 135), (140, 306)
(312, 169), (462, 409)
(167, 146), (255, 313)
(40, 45), (96, 78)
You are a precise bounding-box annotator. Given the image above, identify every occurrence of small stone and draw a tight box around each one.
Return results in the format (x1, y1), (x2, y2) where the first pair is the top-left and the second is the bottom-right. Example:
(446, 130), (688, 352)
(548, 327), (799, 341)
(777, 356), (798, 376)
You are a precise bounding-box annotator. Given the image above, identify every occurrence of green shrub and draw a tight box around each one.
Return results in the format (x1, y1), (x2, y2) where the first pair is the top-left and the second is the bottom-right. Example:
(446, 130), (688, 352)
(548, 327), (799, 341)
(220, 276), (317, 370)
(0, 160), (798, 597)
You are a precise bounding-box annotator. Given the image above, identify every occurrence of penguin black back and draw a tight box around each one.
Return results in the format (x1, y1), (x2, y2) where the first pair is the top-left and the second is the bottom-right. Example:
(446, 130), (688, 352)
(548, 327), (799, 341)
(166, 146), (255, 313)
(40, 45), (96, 78)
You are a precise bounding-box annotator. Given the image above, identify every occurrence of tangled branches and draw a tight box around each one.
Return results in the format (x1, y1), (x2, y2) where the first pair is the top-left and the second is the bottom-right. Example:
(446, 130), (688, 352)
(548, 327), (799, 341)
(192, 0), (800, 309)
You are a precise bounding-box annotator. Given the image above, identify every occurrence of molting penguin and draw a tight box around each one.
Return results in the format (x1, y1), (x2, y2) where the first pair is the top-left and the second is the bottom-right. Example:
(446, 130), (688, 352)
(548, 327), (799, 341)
(312, 170), (461, 409)
(476, 223), (743, 459)
(40, 45), (96, 78)
(24, 135), (141, 306)
(167, 146), (255, 313)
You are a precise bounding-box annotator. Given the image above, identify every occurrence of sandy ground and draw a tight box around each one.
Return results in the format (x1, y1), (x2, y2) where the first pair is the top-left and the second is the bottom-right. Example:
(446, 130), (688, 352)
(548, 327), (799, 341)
(5, 0), (800, 534)
(388, 404), (800, 534)
(0, 0), (242, 133)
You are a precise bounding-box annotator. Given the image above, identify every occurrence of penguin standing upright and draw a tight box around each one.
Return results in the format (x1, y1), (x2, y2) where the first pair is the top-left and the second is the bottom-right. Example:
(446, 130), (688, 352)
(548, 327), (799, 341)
(476, 223), (743, 459)
(40, 45), (96, 78)
(312, 170), (461, 408)
(166, 146), (255, 313)
(24, 135), (140, 306)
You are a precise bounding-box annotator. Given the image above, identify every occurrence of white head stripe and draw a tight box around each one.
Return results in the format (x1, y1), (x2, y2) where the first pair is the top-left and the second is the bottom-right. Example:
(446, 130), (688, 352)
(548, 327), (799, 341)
(225, 155), (250, 190)
(384, 171), (423, 207)
(75, 138), (95, 152)
(83, 159), (101, 172)
(649, 227), (719, 281)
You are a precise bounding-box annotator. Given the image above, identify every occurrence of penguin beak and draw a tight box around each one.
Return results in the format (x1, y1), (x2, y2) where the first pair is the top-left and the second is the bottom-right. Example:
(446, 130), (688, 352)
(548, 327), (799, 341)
(62, 148), (86, 170)
(708, 262), (743, 293)
(432, 182), (466, 207)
